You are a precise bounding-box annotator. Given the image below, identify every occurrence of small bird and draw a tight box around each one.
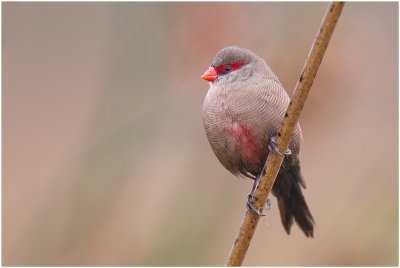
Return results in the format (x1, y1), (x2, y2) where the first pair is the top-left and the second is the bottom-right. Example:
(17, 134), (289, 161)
(201, 46), (315, 237)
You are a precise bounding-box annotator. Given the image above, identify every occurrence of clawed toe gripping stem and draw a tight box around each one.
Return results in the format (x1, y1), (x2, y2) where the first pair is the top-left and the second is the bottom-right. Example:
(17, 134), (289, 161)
(246, 193), (267, 216)
(268, 136), (292, 157)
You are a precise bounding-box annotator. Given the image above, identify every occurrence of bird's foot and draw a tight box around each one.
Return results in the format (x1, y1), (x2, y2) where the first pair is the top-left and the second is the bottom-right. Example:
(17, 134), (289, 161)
(268, 136), (292, 157)
(246, 174), (269, 216)
(246, 193), (267, 216)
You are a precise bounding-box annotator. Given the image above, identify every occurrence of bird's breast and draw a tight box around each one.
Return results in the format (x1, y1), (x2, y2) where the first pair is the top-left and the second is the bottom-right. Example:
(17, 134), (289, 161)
(203, 88), (267, 177)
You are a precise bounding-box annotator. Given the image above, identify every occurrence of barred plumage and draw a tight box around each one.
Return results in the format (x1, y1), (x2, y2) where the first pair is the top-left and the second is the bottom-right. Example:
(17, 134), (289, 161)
(202, 46), (314, 237)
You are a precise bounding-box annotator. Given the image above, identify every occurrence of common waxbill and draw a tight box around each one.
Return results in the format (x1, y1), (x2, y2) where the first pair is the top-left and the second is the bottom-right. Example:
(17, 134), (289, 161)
(201, 46), (314, 237)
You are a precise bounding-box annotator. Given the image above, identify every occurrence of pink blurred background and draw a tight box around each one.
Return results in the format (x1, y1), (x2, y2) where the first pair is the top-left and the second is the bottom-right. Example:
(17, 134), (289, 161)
(3, 2), (398, 266)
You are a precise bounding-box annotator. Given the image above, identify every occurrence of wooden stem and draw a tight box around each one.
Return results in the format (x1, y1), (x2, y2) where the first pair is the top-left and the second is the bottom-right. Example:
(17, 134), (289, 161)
(225, 2), (345, 266)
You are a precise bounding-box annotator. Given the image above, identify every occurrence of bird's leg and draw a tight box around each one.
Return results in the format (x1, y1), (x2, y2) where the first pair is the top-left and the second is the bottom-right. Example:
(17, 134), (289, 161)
(246, 174), (272, 215)
(246, 174), (267, 216)
(246, 136), (291, 216)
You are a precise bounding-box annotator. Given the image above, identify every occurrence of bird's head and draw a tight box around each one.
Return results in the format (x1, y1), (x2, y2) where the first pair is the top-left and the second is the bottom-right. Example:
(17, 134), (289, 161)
(201, 46), (265, 84)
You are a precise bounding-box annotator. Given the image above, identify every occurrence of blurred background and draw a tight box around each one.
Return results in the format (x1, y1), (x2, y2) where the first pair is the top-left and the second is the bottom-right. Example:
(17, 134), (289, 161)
(3, 2), (398, 266)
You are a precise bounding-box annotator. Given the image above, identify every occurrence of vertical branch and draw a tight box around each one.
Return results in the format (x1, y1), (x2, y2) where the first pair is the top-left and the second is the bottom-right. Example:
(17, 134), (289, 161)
(225, 2), (345, 266)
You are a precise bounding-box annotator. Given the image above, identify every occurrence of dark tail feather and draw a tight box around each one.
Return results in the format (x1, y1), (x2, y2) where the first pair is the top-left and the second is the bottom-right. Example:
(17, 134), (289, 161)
(272, 158), (315, 237)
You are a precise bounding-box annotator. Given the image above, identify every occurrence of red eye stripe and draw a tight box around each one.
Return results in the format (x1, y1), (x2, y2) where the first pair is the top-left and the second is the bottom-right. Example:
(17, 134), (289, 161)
(214, 62), (243, 74)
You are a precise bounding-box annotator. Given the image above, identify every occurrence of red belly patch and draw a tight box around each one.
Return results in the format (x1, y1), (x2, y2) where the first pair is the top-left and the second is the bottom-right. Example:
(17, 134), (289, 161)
(226, 120), (260, 159)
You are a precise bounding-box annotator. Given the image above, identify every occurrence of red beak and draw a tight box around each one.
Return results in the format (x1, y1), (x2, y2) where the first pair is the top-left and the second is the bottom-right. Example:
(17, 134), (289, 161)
(201, 67), (217, 81)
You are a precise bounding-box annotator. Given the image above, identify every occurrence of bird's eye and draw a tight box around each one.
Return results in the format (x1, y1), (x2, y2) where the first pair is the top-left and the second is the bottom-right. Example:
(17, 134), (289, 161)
(224, 65), (232, 72)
